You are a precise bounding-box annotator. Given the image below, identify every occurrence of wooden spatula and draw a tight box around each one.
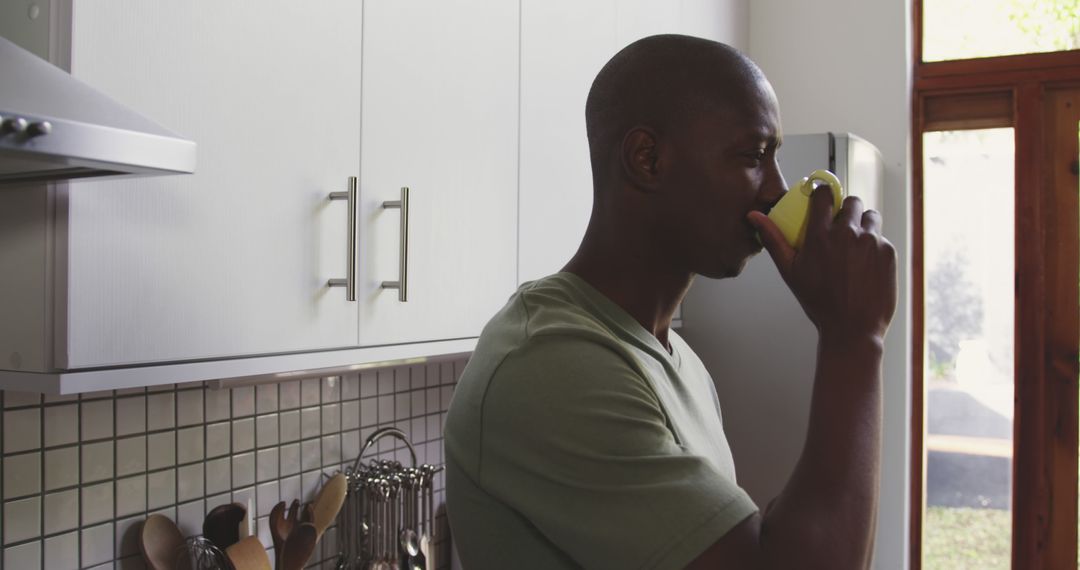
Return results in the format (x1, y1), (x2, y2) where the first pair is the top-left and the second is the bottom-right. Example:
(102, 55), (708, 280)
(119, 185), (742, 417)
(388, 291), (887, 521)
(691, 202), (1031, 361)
(281, 522), (318, 570)
(140, 514), (185, 570)
(311, 473), (348, 536)
(225, 536), (271, 570)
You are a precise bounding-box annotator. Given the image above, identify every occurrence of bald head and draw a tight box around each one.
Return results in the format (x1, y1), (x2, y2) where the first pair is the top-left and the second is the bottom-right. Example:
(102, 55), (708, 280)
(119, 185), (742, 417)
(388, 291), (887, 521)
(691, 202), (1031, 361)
(586, 35), (768, 190)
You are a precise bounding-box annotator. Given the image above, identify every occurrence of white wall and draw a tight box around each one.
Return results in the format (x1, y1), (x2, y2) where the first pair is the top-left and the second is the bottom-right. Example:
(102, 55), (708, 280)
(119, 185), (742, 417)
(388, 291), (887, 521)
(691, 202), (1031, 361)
(748, 1), (912, 568)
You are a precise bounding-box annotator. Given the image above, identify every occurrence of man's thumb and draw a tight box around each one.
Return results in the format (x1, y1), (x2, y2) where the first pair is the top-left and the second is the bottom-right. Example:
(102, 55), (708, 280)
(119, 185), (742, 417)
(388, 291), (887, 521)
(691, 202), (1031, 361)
(747, 211), (795, 273)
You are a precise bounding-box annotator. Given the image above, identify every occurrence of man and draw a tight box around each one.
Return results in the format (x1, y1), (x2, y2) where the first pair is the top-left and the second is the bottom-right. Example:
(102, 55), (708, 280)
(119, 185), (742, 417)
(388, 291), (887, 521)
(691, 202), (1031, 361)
(445, 34), (897, 570)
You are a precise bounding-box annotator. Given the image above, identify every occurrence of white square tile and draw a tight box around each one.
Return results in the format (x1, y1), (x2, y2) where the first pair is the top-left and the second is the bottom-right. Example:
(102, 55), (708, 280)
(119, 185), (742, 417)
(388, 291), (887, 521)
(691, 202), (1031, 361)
(177, 426), (204, 464)
(147, 392), (176, 431)
(116, 436), (147, 477)
(115, 396), (146, 436)
(301, 439), (321, 471)
(441, 361), (454, 384)
(395, 393), (410, 420)
(256, 481), (279, 517)
(43, 404), (79, 447)
(115, 475), (147, 517)
(206, 421), (230, 458)
(232, 452), (255, 488)
(360, 398), (377, 428)
(411, 364), (426, 390)
(377, 369), (394, 394)
(341, 400), (359, 431)
(3, 451), (40, 498)
(206, 457), (231, 495)
(279, 443), (300, 477)
(231, 386), (255, 418)
(4, 496), (40, 544)
(322, 377), (341, 403)
(301, 379), (321, 407)
(441, 386), (453, 410)
(147, 383), (174, 393)
(279, 410), (300, 443)
(300, 470), (321, 503)
(205, 387), (230, 422)
(359, 371), (378, 398)
(44, 531), (78, 570)
(411, 416), (427, 443)
(176, 500), (205, 538)
(279, 381), (301, 410)
(4, 407), (40, 452)
(378, 395), (394, 424)
(321, 434), (341, 467)
(395, 368), (411, 392)
(412, 390), (427, 416)
(81, 440), (114, 483)
(43, 489), (78, 534)
(177, 463), (204, 503)
(147, 431), (176, 470)
(256, 516), (272, 551)
(44, 446), (79, 490)
(176, 388), (204, 427)
(81, 522), (114, 567)
(82, 480), (113, 525)
(4, 541), (40, 569)
(321, 403), (340, 434)
(255, 414), (278, 448)
(342, 374), (360, 400)
(278, 475), (301, 507)
(427, 414), (441, 442)
(232, 417), (254, 453)
(80, 399), (113, 441)
(256, 447), (279, 482)
(115, 515), (143, 557)
(256, 384), (278, 414)
(5, 391), (40, 407)
(342, 430), (360, 465)
(301, 407), (320, 439)
(148, 469), (176, 510)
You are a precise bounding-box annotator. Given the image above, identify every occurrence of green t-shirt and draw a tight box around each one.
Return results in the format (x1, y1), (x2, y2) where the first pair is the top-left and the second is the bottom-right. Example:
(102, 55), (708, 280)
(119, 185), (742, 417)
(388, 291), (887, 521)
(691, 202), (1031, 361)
(445, 272), (759, 570)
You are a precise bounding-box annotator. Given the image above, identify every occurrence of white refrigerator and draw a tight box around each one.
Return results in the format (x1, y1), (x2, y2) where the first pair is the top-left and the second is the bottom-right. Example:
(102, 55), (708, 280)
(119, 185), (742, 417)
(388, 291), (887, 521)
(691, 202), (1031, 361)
(679, 132), (885, 507)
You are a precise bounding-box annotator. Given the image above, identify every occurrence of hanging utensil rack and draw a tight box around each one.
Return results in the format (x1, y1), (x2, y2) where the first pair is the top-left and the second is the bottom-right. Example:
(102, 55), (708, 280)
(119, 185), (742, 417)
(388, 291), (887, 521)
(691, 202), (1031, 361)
(336, 427), (443, 570)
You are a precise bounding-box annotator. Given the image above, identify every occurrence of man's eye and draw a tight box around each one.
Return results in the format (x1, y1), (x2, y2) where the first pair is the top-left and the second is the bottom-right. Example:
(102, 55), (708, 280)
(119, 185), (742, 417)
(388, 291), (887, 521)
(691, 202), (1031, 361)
(745, 149), (766, 161)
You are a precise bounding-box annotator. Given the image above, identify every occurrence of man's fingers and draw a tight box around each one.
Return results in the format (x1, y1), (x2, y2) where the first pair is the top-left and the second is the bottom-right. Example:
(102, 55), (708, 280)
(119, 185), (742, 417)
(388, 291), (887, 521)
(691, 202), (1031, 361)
(747, 211), (795, 274)
(861, 209), (883, 234)
(804, 184), (836, 240)
(837, 196), (864, 228)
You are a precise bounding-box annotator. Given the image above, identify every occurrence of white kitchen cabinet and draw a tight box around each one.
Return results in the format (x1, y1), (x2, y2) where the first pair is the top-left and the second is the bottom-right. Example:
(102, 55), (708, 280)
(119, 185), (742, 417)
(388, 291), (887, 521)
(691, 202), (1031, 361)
(357, 0), (520, 345)
(517, 0), (749, 283)
(1, 0), (364, 371)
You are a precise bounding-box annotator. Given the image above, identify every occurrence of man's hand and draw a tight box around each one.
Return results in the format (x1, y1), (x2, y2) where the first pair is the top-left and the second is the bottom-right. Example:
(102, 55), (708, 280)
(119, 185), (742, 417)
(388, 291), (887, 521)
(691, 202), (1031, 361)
(748, 185), (898, 343)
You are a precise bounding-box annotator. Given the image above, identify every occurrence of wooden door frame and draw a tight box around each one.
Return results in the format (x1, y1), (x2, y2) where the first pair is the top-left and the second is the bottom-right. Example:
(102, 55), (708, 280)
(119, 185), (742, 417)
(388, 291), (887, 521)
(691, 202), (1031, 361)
(911, 3), (1080, 569)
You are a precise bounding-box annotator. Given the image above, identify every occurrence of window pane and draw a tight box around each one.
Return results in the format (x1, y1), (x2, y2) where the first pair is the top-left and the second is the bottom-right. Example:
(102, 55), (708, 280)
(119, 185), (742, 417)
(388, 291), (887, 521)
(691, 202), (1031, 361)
(923, 0), (1080, 62)
(922, 129), (1014, 569)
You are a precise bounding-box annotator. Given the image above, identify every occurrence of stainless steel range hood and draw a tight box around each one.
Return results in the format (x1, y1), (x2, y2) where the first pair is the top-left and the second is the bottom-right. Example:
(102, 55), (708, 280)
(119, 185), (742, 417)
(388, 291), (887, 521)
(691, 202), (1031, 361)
(0, 35), (196, 186)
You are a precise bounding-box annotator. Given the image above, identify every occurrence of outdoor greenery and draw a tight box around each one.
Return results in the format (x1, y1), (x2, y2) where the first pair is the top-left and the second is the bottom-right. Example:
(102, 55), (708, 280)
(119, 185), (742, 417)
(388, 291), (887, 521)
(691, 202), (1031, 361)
(924, 507), (1010, 569)
(926, 248), (984, 379)
(924, 0), (1080, 61)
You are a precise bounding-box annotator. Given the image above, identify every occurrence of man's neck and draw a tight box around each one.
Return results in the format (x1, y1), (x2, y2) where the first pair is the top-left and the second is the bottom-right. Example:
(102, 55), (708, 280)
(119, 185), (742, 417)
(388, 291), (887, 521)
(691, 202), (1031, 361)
(562, 235), (692, 350)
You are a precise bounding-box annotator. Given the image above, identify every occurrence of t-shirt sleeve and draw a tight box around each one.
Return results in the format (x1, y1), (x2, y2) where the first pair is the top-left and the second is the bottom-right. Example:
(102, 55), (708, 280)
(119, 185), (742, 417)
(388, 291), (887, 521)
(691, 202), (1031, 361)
(478, 335), (759, 570)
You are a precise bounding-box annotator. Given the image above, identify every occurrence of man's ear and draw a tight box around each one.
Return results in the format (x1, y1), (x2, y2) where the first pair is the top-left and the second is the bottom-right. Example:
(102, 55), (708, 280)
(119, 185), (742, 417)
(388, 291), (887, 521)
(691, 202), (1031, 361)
(620, 127), (663, 192)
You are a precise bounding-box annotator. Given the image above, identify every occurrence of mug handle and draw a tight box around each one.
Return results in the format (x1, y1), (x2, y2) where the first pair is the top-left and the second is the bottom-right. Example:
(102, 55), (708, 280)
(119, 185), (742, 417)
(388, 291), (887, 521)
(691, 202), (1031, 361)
(804, 169), (845, 215)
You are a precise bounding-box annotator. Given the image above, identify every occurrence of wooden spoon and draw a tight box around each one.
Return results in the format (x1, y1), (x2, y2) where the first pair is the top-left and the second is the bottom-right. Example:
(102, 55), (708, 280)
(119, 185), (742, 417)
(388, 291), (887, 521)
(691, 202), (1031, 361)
(281, 522), (318, 570)
(269, 501), (289, 569)
(311, 473), (348, 536)
(139, 514), (185, 570)
(225, 536), (271, 570)
(203, 502), (246, 551)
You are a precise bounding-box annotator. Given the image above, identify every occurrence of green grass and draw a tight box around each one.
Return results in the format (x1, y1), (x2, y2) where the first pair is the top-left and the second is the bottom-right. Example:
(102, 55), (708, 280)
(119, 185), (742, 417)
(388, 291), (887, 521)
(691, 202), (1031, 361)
(924, 506), (1010, 570)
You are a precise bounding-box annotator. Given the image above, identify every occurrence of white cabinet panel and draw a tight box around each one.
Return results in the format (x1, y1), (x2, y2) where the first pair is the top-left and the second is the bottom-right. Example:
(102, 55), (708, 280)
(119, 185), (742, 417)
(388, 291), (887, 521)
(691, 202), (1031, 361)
(62, 1), (363, 367)
(358, 0), (519, 345)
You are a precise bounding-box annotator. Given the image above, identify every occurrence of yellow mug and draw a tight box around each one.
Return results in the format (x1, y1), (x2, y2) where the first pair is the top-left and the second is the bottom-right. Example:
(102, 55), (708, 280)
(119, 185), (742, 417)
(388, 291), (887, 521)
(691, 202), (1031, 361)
(766, 169), (845, 249)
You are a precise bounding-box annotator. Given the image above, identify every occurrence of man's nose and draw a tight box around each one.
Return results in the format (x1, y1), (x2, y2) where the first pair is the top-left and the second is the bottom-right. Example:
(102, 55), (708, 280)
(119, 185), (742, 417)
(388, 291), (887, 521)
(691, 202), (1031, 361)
(762, 165), (787, 206)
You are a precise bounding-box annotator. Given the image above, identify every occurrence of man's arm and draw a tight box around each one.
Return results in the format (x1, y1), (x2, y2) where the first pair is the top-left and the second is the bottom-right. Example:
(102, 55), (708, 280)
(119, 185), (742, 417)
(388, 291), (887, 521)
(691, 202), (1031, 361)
(689, 187), (897, 569)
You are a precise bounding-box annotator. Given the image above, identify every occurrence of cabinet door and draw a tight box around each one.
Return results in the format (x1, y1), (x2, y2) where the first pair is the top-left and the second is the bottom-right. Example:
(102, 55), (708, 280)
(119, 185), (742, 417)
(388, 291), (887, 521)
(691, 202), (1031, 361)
(358, 0), (519, 345)
(62, 1), (363, 367)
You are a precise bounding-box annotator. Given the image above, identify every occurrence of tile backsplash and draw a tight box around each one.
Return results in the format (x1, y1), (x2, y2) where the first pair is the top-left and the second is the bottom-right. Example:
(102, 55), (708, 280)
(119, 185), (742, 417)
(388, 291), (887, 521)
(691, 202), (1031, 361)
(0, 357), (465, 569)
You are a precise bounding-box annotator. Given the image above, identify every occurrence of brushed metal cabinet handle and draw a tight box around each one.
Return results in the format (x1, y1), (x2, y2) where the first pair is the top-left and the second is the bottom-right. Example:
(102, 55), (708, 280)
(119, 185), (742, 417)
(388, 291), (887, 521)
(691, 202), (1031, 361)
(327, 176), (358, 301)
(380, 186), (409, 302)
